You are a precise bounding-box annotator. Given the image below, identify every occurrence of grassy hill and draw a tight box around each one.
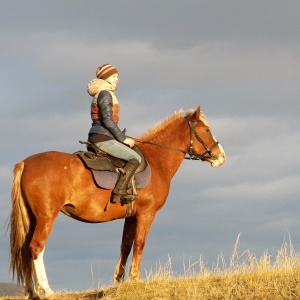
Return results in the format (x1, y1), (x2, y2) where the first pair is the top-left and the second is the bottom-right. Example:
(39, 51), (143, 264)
(2, 237), (300, 299)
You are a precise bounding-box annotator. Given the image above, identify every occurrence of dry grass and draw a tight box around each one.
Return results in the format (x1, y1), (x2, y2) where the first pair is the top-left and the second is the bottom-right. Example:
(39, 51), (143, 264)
(2, 235), (300, 300)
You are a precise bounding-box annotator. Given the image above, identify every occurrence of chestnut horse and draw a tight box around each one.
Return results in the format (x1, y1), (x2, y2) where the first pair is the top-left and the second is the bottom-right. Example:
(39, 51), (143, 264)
(10, 106), (226, 299)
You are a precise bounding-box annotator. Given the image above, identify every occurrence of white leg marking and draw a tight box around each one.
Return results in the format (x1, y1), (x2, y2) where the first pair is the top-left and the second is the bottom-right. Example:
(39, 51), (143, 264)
(33, 248), (54, 297)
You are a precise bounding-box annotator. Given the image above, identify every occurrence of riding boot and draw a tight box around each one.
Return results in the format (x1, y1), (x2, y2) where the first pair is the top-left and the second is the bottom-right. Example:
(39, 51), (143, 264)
(112, 159), (140, 203)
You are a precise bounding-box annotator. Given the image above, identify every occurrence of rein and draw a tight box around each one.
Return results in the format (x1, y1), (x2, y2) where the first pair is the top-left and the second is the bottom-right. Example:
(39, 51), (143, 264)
(130, 116), (219, 161)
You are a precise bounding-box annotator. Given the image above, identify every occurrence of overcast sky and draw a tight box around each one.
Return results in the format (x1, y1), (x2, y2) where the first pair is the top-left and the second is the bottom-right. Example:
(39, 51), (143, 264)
(1, 0), (300, 292)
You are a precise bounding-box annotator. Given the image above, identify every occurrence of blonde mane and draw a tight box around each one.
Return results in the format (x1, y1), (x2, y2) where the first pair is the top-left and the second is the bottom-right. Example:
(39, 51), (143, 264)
(139, 109), (210, 142)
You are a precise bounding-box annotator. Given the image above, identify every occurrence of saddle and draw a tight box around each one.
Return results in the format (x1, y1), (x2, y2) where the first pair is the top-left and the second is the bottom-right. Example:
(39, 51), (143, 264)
(75, 141), (151, 191)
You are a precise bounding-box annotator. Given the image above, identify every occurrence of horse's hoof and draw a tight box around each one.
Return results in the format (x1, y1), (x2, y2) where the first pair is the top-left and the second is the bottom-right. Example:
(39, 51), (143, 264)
(114, 276), (125, 284)
(27, 291), (40, 300)
(45, 293), (58, 300)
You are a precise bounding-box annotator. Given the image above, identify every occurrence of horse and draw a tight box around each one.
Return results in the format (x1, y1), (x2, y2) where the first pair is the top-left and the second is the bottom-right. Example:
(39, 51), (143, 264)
(10, 106), (226, 299)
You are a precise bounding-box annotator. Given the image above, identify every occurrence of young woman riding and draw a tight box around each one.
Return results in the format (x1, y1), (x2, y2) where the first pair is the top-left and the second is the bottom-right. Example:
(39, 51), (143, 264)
(87, 64), (141, 202)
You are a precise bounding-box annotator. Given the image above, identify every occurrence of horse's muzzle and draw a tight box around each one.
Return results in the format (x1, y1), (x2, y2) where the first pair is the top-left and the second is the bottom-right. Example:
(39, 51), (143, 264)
(210, 148), (226, 168)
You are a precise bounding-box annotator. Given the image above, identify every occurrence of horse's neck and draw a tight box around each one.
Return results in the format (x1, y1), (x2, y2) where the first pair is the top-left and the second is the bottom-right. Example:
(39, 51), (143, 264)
(145, 119), (188, 179)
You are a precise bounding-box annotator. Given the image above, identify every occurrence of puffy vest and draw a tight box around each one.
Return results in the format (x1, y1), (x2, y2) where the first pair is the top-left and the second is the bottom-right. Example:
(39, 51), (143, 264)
(91, 99), (120, 123)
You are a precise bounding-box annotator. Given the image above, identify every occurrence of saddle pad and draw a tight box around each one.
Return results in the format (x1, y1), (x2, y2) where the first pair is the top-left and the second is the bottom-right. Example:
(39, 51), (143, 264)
(91, 170), (118, 190)
(92, 163), (152, 190)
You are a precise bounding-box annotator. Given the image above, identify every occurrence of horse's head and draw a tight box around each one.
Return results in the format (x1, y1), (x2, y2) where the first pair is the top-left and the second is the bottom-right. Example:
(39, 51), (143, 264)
(185, 106), (226, 167)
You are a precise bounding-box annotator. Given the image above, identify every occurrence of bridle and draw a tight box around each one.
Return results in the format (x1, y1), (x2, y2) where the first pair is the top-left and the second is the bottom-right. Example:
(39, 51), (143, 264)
(184, 116), (219, 161)
(130, 116), (220, 161)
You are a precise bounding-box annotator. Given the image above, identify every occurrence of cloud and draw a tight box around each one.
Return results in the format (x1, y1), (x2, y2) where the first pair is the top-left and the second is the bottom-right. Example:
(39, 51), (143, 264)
(3, 1), (300, 50)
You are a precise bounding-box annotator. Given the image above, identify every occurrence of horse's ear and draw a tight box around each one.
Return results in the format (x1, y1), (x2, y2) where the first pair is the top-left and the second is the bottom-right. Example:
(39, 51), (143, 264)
(195, 106), (201, 120)
(189, 106), (201, 122)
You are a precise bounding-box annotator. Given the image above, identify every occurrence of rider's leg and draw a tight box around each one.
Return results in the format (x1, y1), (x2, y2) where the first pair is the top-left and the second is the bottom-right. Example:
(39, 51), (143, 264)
(112, 158), (140, 202)
(94, 140), (141, 201)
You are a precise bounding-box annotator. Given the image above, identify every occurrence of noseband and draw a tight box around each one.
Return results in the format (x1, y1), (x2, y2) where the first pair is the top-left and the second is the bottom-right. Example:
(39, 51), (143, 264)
(184, 116), (219, 161)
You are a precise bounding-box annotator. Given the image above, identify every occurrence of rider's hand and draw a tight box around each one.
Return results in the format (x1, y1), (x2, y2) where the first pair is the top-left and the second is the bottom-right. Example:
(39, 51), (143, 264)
(123, 137), (135, 148)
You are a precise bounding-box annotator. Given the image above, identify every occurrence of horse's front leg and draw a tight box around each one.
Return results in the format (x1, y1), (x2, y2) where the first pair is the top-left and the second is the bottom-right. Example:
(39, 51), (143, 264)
(114, 216), (137, 283)
(129, 212), (155, 281)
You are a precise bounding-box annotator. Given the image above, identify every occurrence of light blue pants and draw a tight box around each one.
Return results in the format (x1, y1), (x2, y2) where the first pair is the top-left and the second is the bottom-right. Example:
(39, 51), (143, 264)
(95, 140), (141, 163)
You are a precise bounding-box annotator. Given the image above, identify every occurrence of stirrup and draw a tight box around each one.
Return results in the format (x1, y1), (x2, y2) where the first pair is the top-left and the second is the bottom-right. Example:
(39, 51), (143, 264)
(112, 192), (137, 204)
(122, 193), (138, 203)
(112, 193), (122, 203)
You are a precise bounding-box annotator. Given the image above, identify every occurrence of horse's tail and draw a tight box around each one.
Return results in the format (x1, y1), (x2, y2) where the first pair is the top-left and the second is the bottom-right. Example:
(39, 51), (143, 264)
(10, 161), (33, 285)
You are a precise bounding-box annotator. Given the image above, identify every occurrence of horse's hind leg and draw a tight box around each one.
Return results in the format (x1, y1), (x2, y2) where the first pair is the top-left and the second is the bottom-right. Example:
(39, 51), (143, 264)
(24, 249), (55, 300)
(114, 216), (137, 283)
(24, 268), (40, 300)
(29, 215), (57, 299)
(33, 248), (58, 299)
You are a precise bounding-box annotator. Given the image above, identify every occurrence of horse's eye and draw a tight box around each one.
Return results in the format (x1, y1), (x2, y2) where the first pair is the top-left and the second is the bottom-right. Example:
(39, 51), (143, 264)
(205, 128), (210, 133)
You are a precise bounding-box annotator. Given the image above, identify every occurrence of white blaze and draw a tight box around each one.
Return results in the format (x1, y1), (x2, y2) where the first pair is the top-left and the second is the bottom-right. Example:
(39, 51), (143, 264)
(211, 135), (226, 167)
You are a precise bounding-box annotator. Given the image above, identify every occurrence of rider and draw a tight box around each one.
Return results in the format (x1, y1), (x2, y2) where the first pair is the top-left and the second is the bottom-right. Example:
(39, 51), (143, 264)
(87, 64), (141, 202)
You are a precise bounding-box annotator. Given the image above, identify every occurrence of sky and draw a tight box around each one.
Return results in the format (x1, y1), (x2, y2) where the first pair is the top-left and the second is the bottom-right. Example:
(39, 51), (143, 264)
(1, 0), (300, 292)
